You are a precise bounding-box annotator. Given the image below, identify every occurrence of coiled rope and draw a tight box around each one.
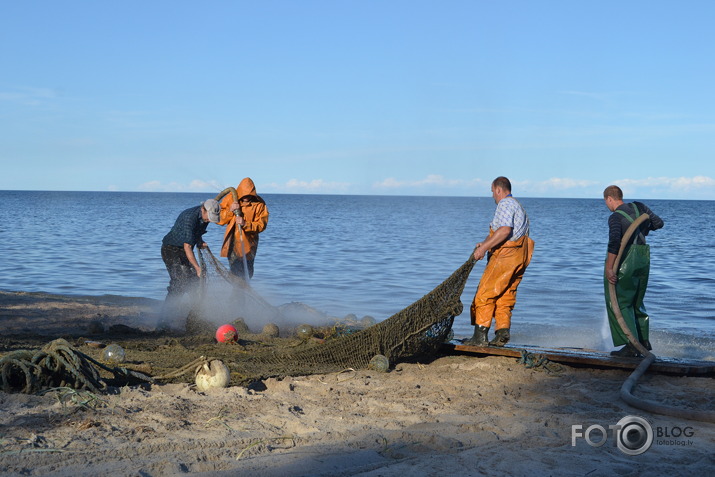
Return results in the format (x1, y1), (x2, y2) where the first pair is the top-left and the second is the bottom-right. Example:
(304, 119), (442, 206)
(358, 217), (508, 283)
(0, 338), (216, 394)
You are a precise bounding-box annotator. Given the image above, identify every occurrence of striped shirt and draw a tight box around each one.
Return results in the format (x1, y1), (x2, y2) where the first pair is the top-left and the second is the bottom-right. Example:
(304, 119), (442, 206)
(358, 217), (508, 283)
(490, 196), (529, 241)
(607, 201), (664, 255)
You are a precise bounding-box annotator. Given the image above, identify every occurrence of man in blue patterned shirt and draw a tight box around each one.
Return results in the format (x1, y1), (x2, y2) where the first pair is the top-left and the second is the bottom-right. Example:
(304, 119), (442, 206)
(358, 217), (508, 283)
(161, 199), (221, 298)
(466, 177), (535, 347)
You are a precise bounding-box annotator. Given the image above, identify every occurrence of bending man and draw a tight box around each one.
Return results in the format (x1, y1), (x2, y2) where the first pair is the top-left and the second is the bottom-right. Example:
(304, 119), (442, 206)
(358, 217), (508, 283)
(161, 199), (221, 298)
(466, 176), (534, 347)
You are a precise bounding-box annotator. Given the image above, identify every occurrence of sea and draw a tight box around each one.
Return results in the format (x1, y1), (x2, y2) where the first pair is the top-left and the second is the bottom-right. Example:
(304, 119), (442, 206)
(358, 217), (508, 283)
(1, 190), (713, 360)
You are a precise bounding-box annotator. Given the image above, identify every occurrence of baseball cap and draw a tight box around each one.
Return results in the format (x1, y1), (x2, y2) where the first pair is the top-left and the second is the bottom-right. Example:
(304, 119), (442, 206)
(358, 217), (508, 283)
(202, 199), (221, 223)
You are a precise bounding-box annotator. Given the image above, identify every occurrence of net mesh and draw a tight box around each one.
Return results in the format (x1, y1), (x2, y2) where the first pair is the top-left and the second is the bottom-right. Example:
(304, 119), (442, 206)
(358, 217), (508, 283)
(196, 247), (476, 380)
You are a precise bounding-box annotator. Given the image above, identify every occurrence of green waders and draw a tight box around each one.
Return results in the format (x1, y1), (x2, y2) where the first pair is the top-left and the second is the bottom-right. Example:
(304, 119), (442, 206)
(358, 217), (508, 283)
(604, 206), (651, 347)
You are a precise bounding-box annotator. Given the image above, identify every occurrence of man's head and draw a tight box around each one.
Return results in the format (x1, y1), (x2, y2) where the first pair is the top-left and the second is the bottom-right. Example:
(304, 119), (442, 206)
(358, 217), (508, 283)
(491, 176), (512, 204)
(201, 199), (221, 223)
(603, 185), (624, 212)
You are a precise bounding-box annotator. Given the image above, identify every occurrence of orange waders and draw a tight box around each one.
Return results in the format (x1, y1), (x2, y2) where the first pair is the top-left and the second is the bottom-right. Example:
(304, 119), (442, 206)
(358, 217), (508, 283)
(470, 231), (535, 330)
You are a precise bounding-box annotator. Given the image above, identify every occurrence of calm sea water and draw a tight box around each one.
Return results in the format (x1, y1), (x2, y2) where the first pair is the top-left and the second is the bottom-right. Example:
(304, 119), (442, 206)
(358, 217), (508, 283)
(1, 191), (713, 359)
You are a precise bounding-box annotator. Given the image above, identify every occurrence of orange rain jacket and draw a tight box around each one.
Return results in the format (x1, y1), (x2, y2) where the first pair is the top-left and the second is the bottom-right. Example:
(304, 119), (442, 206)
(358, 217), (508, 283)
(218, 178), (269, 260)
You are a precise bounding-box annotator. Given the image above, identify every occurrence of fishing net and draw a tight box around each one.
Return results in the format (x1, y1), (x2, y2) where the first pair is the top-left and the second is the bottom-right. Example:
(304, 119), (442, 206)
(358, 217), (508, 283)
(195, 247), (477, 380)
(1, 248), (476, 393)
(184, 247), (284, 334)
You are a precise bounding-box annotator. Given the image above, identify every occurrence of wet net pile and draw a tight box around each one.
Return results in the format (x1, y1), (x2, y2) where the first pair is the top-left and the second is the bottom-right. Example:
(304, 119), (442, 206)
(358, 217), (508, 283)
(197, 247), (477, 379)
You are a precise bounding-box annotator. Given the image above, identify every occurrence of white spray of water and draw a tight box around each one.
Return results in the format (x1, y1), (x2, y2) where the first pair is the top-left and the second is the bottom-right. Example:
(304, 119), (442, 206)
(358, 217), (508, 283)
(599, 309), (614, 351)
(162, 279), (349, 336)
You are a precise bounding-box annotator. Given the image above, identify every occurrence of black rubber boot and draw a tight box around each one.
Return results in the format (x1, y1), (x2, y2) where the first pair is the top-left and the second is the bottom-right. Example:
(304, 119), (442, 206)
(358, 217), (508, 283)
(610, 343), (642, 358)
(464, 326), (489, 346)
(489, 328), (510, 347)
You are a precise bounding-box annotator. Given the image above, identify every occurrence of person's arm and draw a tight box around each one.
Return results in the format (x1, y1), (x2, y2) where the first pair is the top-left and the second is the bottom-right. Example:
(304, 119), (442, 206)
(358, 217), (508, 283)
(218, 200), (245, 226)
(473, 226), (512, 261)
(641, 203), (664, 231)
(241, 203), (268, 232)
(183, 242), (202, 277)
(605, 252), (618, 284)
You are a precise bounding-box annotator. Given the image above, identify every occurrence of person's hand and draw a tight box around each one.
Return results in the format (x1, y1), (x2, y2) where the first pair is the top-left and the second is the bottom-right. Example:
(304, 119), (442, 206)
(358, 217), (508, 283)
(195, 267), (202, 278)
(606, 269), (618, 285)
(230, 202), (240, 213)
(236, 216), (245, 227)
(473, 243), (487, 261)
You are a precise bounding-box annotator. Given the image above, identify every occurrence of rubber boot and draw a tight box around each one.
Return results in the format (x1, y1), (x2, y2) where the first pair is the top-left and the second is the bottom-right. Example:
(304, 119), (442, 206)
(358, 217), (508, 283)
(464, 326), (489, 346)
(610, 343), (642, 358)
(489, 328), (510, 347)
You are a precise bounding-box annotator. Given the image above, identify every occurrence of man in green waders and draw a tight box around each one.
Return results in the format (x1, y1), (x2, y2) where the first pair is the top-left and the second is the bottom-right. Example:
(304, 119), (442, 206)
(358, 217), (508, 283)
(603, 185), (664, 357)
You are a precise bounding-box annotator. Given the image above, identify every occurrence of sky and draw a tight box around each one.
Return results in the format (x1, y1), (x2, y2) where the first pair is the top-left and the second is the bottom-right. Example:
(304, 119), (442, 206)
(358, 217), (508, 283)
(2, 1), (715, 199)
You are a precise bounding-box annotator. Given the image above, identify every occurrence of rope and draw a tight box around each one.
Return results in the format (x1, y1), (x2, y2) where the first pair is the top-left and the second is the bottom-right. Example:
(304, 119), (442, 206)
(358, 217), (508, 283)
(1, 339), (108, 394)
(609, 216), (715, 423)
(0, 339), (189, 395)
(517, 349), (564, 375)
(152, 356), (212, 380)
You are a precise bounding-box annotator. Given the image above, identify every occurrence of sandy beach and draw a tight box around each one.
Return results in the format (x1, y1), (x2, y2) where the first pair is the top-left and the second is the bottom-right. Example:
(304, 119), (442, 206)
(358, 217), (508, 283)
(1, 291), (713, 476)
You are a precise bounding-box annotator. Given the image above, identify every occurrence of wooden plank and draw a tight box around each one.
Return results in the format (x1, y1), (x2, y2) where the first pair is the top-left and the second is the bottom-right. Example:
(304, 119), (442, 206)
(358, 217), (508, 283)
(442, 343), (715, 377)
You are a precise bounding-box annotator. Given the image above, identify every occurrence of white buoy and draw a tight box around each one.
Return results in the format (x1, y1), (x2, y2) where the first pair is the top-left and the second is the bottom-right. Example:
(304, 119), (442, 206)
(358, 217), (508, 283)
(195, 360), (230, 391)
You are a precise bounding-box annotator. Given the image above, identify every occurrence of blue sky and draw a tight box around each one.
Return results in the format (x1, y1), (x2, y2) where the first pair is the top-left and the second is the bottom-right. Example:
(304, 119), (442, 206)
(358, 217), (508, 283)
(2, 1), (714, 199)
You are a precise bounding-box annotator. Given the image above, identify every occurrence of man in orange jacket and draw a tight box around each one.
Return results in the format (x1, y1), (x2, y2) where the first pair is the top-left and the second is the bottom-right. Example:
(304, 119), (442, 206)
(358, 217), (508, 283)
(466, 176), (534, 347)
(218, 178), (269, 280)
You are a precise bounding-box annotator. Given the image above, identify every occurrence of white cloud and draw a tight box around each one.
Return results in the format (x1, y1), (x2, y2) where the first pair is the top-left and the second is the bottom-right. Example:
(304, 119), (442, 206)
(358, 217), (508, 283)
(187, 179), (225, 191)
(372, 175), (605, 197)
(614, 176), (715, 195)
(522, 177), (599, 194)
(264, 179), (352, 194)
(138, 181), (175, 192)
(370, 174), (715, 199)
(544, 177), (599, 189)
(137, 179), (223, 193)
(136, 175), (715, 199)
(373, 174), (486, 191)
